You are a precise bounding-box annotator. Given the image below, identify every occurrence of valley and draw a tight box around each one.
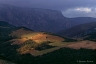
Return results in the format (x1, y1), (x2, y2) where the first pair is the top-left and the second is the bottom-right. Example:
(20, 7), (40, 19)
(0, 21), (96, 64)
(0, 3), (96, 64)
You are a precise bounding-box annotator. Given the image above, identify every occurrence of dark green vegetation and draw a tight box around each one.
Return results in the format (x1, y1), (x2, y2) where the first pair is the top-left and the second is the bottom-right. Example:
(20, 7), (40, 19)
(83, 32), (96, 41)
(18, 39), (55, 54)
(0, 55), (8, 60)
(63, 38), (77, 42)
(1, 48), (95, 64)
(79, 27), (96, 41)
(0, 54), (16, 64)
(0, 43), (96, 64)
(0, 21), (33, 42)
(0, 21), (16, 42)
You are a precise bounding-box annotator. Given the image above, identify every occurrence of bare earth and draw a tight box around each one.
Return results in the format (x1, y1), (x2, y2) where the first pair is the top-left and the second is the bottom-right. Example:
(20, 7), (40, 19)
(67, 40), (96, 49)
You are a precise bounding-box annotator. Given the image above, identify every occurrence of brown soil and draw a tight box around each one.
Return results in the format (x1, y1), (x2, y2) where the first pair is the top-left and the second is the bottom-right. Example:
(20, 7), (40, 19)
(67, 40), (96, 49)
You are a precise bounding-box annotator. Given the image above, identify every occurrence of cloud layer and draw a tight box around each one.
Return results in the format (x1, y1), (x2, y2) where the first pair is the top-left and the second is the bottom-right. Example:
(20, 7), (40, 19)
(0, 0), (96, 18)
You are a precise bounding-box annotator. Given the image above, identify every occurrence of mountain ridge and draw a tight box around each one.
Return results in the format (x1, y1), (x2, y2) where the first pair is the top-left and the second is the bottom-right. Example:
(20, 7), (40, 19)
(1, 4), (96, 33)
(0, 4), (70, 32)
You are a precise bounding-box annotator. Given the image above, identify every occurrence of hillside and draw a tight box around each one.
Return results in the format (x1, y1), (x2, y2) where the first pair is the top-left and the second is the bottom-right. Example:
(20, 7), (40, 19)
(9, 28), (65, 54)
(0, 21), (17, 42)
(0, 55), (16, 64)
(81, 32), (96, 41)
(58, 22), (96, 37)
(0, 21), (65, 55)
(0, 4), (70, 32)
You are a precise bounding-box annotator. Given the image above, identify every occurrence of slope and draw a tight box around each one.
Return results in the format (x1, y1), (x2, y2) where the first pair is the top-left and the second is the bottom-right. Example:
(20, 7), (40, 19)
(78, 25), (96, 41)
(0, 4), (69, 32)
(0, 21), (16, 42)
(58, 22), (96, 37)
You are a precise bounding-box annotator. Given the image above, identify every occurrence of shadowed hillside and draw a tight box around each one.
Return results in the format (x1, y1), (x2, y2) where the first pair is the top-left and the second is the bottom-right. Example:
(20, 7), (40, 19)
(58, 22), (96, 37)
(0, 55), (16, 64)
(0, 4), (69, 32)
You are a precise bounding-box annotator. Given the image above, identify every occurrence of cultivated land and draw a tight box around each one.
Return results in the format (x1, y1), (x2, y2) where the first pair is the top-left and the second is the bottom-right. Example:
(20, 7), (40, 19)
(10, 28), (64, 44)
(8, 28), (96, 56)
(67, 40), (96, 49)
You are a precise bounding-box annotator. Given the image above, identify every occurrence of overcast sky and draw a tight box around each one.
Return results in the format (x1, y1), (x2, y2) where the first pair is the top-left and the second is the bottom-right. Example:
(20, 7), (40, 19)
(0, 0), (96, 18)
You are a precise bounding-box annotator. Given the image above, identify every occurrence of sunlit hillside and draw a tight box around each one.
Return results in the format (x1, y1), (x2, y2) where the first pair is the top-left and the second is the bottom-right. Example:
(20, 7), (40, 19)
(9, 28), (65, 55)
(10, 28), (64, 44)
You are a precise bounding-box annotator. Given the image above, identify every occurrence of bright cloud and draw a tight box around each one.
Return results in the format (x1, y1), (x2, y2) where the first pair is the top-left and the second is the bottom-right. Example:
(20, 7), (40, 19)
(75, 7), (91, 13)
(62, 7), (96, 18)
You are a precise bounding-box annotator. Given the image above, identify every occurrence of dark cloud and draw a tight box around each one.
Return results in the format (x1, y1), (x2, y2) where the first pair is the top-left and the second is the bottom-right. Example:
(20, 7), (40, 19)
(0, 0), (96, 18)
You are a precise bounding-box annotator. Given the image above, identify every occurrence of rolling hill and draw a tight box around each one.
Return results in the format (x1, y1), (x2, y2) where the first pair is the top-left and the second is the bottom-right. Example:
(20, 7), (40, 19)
(58, 22), (96, 38)
(79, 25), (96, 41)
(0, 21), (66, 55)
(0, 21), (17, 42)
(9, 27), (65, 54)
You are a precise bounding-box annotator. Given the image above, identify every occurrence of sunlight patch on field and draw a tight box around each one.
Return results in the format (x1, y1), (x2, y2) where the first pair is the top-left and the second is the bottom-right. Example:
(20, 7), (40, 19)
(9, 28), (67, 56)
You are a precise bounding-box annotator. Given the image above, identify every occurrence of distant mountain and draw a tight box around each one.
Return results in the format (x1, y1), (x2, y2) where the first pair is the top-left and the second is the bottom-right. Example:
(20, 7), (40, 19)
(1, 4), (96, 33)
(58, 22), (96, 37)
(69, 17), (96, 25)
(0, 4), (72, 32)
